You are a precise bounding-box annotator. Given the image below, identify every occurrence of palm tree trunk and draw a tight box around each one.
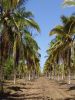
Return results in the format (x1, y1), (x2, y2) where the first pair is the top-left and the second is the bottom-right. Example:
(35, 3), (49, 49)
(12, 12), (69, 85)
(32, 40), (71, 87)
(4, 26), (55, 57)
(46, 72), (48, 78)
(32, 70), (35, 79)
(62, 72), (64, 80)
(68, 68), (71, 84)
(67, 48), (71, 84)
(73, 42), (75, 79)
(56, 53), (60, 81)
(13, 67), (16, 85)
(37, 73), (39, 79)
(51, 72), (53, 79)
(0, 64), (4, 93)
(0, 7), (4, 93)
(0, 35), (4, 93)
(61, 64), (64, 80)
(58, 73), (60, 81)
(53, 65), (56, 80)
(49, 72), (51, 79)
(13, 39), (17, 85)
(28, 71), (31, 81)
(57, 65), (60, 81)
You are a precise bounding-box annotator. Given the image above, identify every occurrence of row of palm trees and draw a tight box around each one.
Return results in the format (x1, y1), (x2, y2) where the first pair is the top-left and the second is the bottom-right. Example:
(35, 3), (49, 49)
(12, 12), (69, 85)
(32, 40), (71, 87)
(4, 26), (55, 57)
(44, 2), (75, 84)
(0, 0), (41, 92)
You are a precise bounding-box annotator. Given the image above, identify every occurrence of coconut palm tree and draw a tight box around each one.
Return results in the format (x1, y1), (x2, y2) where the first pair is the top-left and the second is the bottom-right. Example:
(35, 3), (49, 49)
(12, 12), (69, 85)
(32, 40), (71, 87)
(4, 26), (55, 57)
(0, 0), (40, 90)
(49, 15), (75, 84)
(22, 31), (40, 80)
(0, 0), (21, 92)
(44, 15), (75, 84)
(11, 9), (40, 83)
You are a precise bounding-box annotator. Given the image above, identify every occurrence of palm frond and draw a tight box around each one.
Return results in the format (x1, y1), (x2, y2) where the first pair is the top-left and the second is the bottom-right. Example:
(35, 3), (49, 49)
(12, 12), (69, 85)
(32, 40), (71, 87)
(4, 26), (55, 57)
(49, 25), (65, 36)
(63, 0), (75, 7)
(61, 15), (69, 25)
(25, 18), (40, 32)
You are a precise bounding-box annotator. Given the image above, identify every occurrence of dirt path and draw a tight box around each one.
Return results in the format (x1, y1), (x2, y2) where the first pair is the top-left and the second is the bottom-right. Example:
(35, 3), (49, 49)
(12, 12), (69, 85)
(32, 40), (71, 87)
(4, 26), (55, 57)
(1, 77), (75, 100)
(23, 77), (74, 100)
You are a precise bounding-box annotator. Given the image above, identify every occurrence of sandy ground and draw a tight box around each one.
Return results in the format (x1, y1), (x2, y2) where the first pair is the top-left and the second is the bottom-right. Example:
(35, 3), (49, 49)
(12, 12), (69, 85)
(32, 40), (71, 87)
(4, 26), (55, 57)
(0, 77), (75, 100)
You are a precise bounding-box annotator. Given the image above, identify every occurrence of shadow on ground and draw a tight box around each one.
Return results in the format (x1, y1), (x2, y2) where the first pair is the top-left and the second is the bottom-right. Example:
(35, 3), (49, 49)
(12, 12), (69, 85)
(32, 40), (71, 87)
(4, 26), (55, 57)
(0, 91), (25, 100)
(8, 86), (23, 91)
(0, 91), (75, 100)
(0, 92), (43, 100)
(68, 85), (75, 91)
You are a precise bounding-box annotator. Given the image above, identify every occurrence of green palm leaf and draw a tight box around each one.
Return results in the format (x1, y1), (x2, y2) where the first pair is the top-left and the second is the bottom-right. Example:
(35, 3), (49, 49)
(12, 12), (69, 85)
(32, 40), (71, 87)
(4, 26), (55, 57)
(63, 0), (75, 6)
(50, 25), (65, 36)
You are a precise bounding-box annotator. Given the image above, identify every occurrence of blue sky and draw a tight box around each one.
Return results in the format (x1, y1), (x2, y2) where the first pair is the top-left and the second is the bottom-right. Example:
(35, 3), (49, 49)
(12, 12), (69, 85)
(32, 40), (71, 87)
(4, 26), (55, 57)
(26, 0), (75, 69)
